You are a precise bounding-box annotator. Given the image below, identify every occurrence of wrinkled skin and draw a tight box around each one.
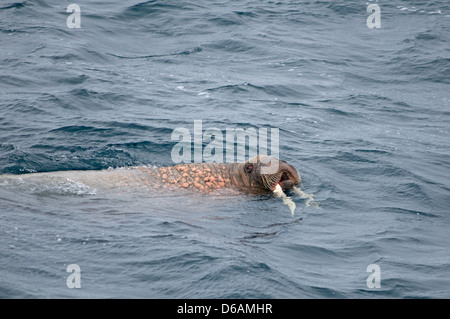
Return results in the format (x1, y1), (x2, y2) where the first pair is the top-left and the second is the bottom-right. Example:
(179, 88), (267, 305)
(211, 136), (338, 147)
(154, 155), (301, 194)
(0, 155), (301, 194)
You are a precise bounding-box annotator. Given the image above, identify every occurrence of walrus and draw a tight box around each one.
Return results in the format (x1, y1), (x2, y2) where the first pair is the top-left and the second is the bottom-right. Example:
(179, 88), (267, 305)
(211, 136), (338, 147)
(0, 155), (301, 195)
(1, 155), (319, 215)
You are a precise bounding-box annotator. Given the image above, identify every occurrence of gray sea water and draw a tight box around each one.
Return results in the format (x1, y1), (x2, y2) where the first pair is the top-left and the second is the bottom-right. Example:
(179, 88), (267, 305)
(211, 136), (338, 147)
(1, 0), (449, 298)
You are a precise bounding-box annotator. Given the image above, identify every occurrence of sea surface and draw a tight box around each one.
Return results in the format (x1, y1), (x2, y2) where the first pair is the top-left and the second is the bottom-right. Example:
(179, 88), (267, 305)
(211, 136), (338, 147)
(1, 0), (449, 298)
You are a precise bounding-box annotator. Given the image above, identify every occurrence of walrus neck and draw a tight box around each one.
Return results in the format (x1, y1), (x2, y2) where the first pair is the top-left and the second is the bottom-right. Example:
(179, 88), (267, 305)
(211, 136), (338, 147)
(222, 163), (245, 187)
(153, 162), (246, 192)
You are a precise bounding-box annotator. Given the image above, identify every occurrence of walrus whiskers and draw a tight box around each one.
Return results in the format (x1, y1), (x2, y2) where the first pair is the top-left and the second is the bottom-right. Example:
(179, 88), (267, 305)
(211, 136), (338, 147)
(261, 173), (281, 190)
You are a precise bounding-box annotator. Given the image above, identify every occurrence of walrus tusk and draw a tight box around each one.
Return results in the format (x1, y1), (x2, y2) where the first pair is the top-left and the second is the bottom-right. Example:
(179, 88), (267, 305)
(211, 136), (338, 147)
(273, 184), (296, 216)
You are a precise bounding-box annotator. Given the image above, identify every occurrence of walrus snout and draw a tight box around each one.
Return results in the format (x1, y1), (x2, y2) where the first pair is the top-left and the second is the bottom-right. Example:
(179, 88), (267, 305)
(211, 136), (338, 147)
(277, 165), (301, 190)
(279, 171), (295, 189)
(255, 156), (301, 192)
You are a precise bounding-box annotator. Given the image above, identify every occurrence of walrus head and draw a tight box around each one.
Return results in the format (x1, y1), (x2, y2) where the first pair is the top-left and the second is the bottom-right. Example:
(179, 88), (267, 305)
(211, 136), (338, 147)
(237, 155), (301, 193)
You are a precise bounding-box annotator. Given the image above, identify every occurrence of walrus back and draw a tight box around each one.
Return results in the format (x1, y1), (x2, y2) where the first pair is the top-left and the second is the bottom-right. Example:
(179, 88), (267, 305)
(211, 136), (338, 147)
(0, 167), (160, 195)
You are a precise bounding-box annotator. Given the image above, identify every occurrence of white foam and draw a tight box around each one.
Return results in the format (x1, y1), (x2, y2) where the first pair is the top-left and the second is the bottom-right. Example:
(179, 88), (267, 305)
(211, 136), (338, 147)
(0, 175), (96, 196)
(197, 91), (210, 98)
(293, 186), (320, 209)
(273, 185), (296, 216)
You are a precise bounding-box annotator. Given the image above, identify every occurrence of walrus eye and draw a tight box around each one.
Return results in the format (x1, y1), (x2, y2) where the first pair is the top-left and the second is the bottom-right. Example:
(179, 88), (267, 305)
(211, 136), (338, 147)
(245, 164), (253, 174)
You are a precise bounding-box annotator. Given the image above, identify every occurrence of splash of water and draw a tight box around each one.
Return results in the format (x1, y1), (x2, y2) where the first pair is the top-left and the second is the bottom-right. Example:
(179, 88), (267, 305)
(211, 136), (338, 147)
(292, 186), (320, 209)
(273, 184), (296, 216)
(273, 184), (320, 216)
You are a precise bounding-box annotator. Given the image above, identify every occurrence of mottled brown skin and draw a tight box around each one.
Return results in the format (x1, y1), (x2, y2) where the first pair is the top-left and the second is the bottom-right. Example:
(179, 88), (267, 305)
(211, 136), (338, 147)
(132, 155), (301, 194)
(0, 156), (301, 195)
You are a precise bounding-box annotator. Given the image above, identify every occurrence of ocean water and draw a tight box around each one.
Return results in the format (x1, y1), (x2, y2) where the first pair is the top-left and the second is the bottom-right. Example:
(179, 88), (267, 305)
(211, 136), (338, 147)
(1, 0), (449, 299)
